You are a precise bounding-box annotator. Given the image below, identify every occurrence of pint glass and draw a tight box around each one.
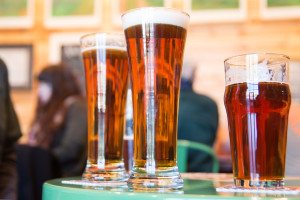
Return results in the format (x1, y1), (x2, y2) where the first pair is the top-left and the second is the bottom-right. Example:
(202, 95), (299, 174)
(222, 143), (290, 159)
(224, 53), (291, 188)
(122, 7), (189, 190)
(80, 33), (129, 182)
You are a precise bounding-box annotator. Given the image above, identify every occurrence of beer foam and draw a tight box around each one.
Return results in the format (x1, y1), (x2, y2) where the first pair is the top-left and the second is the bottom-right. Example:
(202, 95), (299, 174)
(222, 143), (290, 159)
(81, 46), (127, 53)
(122, 7), (190, 30)
(225, 58), (288, 86)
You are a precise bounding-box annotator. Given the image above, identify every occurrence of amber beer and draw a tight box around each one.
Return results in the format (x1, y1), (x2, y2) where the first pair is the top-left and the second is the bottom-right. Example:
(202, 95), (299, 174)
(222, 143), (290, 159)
(125, 23), (186, 168)
(81, 37), (129, 182)
(225, 82), (291, 183)
(122, 8), (189, 189)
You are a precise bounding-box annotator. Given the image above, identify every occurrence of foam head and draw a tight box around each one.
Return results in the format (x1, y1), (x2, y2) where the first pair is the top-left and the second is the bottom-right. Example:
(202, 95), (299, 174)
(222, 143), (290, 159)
(122, 7), (190, 30)
(80, 32), (126, 52)
(224, 53), (290, 86)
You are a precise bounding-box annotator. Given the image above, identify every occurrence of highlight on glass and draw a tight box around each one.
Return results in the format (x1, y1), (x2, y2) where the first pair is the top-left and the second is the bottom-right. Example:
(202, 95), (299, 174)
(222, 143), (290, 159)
(224, 53), (291, 188)
(80, 32), (129, 183)
(122, 7), (190, 190)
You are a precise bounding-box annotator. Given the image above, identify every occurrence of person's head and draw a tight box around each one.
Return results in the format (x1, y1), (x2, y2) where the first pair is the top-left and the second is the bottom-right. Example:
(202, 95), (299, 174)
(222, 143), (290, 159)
(37, 64), (82, 106)
(181, 56), (198, 88)
(32, 64), (83, 148)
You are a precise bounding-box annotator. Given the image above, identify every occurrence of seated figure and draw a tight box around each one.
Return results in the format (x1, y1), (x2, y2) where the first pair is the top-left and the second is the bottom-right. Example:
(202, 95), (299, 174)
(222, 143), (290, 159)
(18, 64), (87, 200)
(178, 58), (219, 172)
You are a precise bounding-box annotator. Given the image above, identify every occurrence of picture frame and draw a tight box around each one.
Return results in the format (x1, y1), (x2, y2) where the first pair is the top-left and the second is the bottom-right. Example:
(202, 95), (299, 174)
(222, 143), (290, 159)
(0, 45), (33, 89)
(44, 0), (102, 28)
(111, 0), (172, 26)
(0, 0), (34, 29)
(260, 0), (300, 19)
(183, 0), (247, 24)
(49, 33), (86, 93)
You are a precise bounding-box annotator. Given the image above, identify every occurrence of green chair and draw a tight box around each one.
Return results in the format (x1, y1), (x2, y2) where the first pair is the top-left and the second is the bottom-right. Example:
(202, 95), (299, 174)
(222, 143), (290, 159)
(177, 140), (219, 173)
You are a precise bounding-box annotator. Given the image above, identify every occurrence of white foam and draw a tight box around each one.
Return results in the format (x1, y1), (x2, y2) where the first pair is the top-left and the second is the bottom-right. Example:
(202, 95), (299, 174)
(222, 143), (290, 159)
(122, 7), (189, 30)
(225, 58), (288, 86)
(81, 46), (127, 53)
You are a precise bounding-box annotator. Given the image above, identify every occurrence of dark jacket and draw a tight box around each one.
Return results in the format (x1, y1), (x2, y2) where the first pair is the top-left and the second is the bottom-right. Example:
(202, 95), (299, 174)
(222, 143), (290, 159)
(50, 98), (88, 177)
(0, 59), (22, 200)
(178, 88), (218, 172)
(17, 98), (87, 200)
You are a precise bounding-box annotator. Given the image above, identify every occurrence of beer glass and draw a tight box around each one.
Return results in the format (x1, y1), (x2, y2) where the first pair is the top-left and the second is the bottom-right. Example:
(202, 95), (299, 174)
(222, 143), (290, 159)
(122, 7), (190, 190)
(224, 53), (291, 188)
(80, 33), (129, 182)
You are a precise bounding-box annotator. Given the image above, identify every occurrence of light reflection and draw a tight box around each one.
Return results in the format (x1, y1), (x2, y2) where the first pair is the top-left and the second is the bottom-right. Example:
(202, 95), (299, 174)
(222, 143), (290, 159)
(96, 34), (107, 169)
(246, 82), (259, 183)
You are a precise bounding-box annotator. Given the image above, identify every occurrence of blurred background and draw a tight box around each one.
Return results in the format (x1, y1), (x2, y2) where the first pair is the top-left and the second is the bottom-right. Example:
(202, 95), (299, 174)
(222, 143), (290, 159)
(1, 0), (300, 166)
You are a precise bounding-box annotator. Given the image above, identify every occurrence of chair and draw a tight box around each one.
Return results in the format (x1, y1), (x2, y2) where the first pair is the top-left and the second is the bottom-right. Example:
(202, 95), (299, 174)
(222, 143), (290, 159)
(177, 140), (219, 173)
(16, 144), (61, 200)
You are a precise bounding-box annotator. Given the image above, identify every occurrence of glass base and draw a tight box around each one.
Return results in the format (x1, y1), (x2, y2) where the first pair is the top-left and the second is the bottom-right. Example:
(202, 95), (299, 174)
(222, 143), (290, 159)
(235, 178), (284, 189)
(82, 163), (128, 182)
(128, 166), (184, 191)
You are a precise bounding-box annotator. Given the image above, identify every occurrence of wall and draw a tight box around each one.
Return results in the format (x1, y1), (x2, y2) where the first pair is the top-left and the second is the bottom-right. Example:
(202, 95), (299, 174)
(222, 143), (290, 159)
(1, 0), (300, 155)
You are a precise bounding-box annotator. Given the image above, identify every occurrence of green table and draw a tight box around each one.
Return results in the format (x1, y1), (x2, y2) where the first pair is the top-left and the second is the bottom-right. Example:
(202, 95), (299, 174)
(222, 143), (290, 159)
(43, 173), (300, 200)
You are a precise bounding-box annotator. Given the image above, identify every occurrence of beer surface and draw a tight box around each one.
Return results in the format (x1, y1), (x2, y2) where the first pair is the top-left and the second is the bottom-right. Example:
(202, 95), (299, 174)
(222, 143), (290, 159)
(122, 7), (189, 30)
(82, 48), (129, 165)
(125, 23), (187, 168)
(224, 82), (291, 180)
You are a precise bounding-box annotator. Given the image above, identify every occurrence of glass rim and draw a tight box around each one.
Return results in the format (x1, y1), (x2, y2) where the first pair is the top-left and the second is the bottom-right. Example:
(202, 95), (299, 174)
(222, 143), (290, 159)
(224, 53), (290, 67)
(121, 7), (190, 19)
(80, 32), (125, 42)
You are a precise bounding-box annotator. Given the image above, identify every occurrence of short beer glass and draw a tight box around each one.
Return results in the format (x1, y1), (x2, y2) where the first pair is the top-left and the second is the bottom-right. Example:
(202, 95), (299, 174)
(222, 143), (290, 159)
(80, 33), (129, 182)
(224, 53), (291, 188)
(122, 7), (189, 190)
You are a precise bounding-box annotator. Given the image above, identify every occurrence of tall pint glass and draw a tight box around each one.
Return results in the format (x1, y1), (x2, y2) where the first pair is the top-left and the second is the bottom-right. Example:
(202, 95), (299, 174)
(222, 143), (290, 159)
(224, 53), (291, 188)
(122, 7), (189, 190)
(80, 33), (129, 182)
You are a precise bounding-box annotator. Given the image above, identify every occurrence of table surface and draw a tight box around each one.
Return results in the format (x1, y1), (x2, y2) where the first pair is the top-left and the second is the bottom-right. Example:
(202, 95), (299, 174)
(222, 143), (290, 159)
(43, 173), (300, 200)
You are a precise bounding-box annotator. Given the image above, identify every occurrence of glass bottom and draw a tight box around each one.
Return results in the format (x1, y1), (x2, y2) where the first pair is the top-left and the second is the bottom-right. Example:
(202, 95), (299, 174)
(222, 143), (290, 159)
(82, 163), (128, 183)
(235, 178), (284, 189)
(128, 166), (184, 191)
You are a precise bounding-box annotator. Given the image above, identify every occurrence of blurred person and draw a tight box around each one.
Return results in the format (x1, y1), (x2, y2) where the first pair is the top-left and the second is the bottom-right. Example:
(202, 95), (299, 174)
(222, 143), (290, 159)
(17, 64), (87, 200)
(26, 64), (87, 177)
(0, 59), (22, 200)
(178, 57), (219, 172)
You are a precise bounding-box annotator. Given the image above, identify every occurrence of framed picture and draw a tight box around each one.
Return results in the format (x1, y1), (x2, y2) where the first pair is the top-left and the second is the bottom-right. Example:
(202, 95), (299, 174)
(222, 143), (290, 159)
(44, 0), (102, 28)
(261, 0), (300, 19)
(49, 33), (86, 93)
(184, 0), (247, 24)
(0, 0), (34, 28)
(112, 0), (172, 26)
(0, 45), (33, 89)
